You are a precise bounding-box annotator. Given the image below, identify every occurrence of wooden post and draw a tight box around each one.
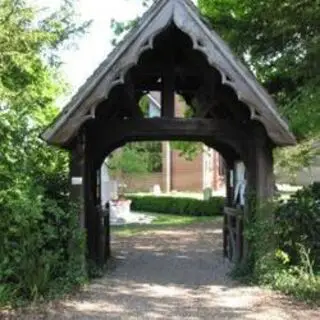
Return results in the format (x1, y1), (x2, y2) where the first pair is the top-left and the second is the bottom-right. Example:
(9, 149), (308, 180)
(83, 147), (96, 264)
(235, 216), (242, 262)
(242, 123), (274, 266)
(223, 160), (233, 258)
(223, 212), (228, 258)
(70, 132), (110, 267)
(225, 161), (234, 207)
(161, 50), (175, 118)
(83, 134), (108, 266)
(105, 205), (111, 258)
(69, 135), (86, 270)
(248, 123), (274, 204)
(69, 135), (85, 229)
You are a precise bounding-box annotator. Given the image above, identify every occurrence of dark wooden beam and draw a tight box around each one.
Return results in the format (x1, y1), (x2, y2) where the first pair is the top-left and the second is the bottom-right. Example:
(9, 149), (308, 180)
(69, 135), (85, 229)
(135, 80), (200, 92)
(69, 134), (86, 270)
(241, 122), (275, 267)
(161, 68), (175, 117)
(96, 118), (246, 140)
(82, 127), (110, 266)
(204, 140), (242, 166)
(132, 67), (204, 79)
(135, 82), (162, 91)
(83, 140), (98, 264)
(91, 118), (248, 168)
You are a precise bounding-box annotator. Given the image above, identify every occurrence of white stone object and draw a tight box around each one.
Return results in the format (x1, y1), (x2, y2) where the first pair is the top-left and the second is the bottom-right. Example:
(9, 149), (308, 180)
(109, 200), (155, 226)
(100, 163), (118, 206)
(233, 161), (246, 206)
(153, 184), (161, 195)
(203, 187), (212, 200)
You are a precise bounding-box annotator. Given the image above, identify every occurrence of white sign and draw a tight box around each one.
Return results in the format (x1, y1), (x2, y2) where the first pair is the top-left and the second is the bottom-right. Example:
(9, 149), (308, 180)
(72, 177), (83, 185)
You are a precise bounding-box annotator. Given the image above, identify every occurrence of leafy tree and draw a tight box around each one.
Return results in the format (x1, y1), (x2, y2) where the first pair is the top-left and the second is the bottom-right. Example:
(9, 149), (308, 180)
(0, 0), (89, 191)
(171, 141), (202, 161)
(108, 146), (150, 175)
(0, 0), (89, 303)
(199, 0), (319, 135)
(199, 0), (320, 177)
(106, 95), (163, 176)
(108, 141), (162, 175)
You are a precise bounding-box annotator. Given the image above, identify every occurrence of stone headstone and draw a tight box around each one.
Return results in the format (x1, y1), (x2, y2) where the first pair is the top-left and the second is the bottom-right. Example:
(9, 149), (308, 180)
(152, 184), (161, 195)
(203, 187), (212, 200)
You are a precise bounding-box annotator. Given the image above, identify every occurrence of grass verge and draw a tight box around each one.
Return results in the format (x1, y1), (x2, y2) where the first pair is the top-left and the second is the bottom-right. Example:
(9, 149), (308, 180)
(111, 213), (221, 237)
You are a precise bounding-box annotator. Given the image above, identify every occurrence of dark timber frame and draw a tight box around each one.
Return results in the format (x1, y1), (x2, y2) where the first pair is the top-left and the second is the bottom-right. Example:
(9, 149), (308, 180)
(42, 0), (295, 267)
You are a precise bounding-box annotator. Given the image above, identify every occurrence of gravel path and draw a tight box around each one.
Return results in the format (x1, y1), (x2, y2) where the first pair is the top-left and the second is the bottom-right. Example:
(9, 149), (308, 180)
(3, 219), (319, 319)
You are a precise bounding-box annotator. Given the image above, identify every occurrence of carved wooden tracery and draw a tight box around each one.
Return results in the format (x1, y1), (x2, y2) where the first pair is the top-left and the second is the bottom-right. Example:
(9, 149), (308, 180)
(42, 0), (295, 147)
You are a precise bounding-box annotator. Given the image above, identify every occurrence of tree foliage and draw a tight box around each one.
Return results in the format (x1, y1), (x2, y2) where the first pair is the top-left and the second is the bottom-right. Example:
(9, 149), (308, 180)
(199, 0), (320, 176)
(244, 183), (320, 302)
(199, 0), (319, 135)
(276, 182), (320, 268)
(0, 0), (88, 304)
(108, 142), (162, 175)
(0, 0), (88, 190)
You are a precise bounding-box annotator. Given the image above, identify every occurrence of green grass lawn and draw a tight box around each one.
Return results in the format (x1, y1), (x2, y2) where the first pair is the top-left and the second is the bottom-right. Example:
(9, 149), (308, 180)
(111, 213), (221, 237)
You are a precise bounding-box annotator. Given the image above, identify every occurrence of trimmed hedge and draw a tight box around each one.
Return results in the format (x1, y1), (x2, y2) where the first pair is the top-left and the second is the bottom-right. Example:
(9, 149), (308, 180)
(127, 195), (225, 216)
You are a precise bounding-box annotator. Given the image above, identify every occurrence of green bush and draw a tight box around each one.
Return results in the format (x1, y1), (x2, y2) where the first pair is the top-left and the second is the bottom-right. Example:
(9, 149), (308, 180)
(241, 182), (320, 303)
(127, 195), (225, 216)
(275, 182), (320, 269)
(0, 179), (86, 305)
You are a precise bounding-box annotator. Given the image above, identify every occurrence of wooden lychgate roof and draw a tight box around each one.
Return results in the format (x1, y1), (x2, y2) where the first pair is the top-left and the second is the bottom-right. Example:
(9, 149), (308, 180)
(42, 0), (295, 147)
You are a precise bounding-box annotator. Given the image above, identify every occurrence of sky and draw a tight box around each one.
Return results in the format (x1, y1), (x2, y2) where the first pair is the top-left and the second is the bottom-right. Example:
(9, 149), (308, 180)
(60, 0), (146, 95)
(31, 0), (146, 101)
(31, 0), (196, 103)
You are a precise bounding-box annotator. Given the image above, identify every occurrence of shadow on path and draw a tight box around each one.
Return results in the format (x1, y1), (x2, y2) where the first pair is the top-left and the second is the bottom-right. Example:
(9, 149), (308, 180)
(7, 220), (320, 319)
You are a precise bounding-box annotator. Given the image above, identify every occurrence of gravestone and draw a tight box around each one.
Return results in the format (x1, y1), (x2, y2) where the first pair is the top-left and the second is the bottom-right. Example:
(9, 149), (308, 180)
(203, 187), (212, 200)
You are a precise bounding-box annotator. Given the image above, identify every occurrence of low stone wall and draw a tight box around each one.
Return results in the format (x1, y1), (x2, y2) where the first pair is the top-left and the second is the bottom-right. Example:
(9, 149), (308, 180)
(111, 172), (164, 193)
(276, 157), (320, 186)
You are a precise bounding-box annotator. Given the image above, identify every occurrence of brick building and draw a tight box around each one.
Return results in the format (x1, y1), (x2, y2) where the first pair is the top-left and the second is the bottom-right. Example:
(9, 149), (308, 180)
(113, 93), (225, 193)
(149, 92), (225, 192)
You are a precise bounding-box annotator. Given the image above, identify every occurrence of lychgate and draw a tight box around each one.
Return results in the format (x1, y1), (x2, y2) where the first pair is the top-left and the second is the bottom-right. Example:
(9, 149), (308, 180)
(42, 0), (295, 267)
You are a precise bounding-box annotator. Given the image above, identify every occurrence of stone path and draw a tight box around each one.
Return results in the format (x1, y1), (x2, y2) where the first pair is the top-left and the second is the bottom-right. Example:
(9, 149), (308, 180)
(4, 220), (319, 319)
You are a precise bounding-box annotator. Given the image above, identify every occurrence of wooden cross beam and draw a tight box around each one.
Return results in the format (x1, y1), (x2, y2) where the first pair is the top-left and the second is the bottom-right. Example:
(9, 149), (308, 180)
(94, 118), (246, 140)
(91, 118), (248, 167)
(161, 68), (175, 117)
